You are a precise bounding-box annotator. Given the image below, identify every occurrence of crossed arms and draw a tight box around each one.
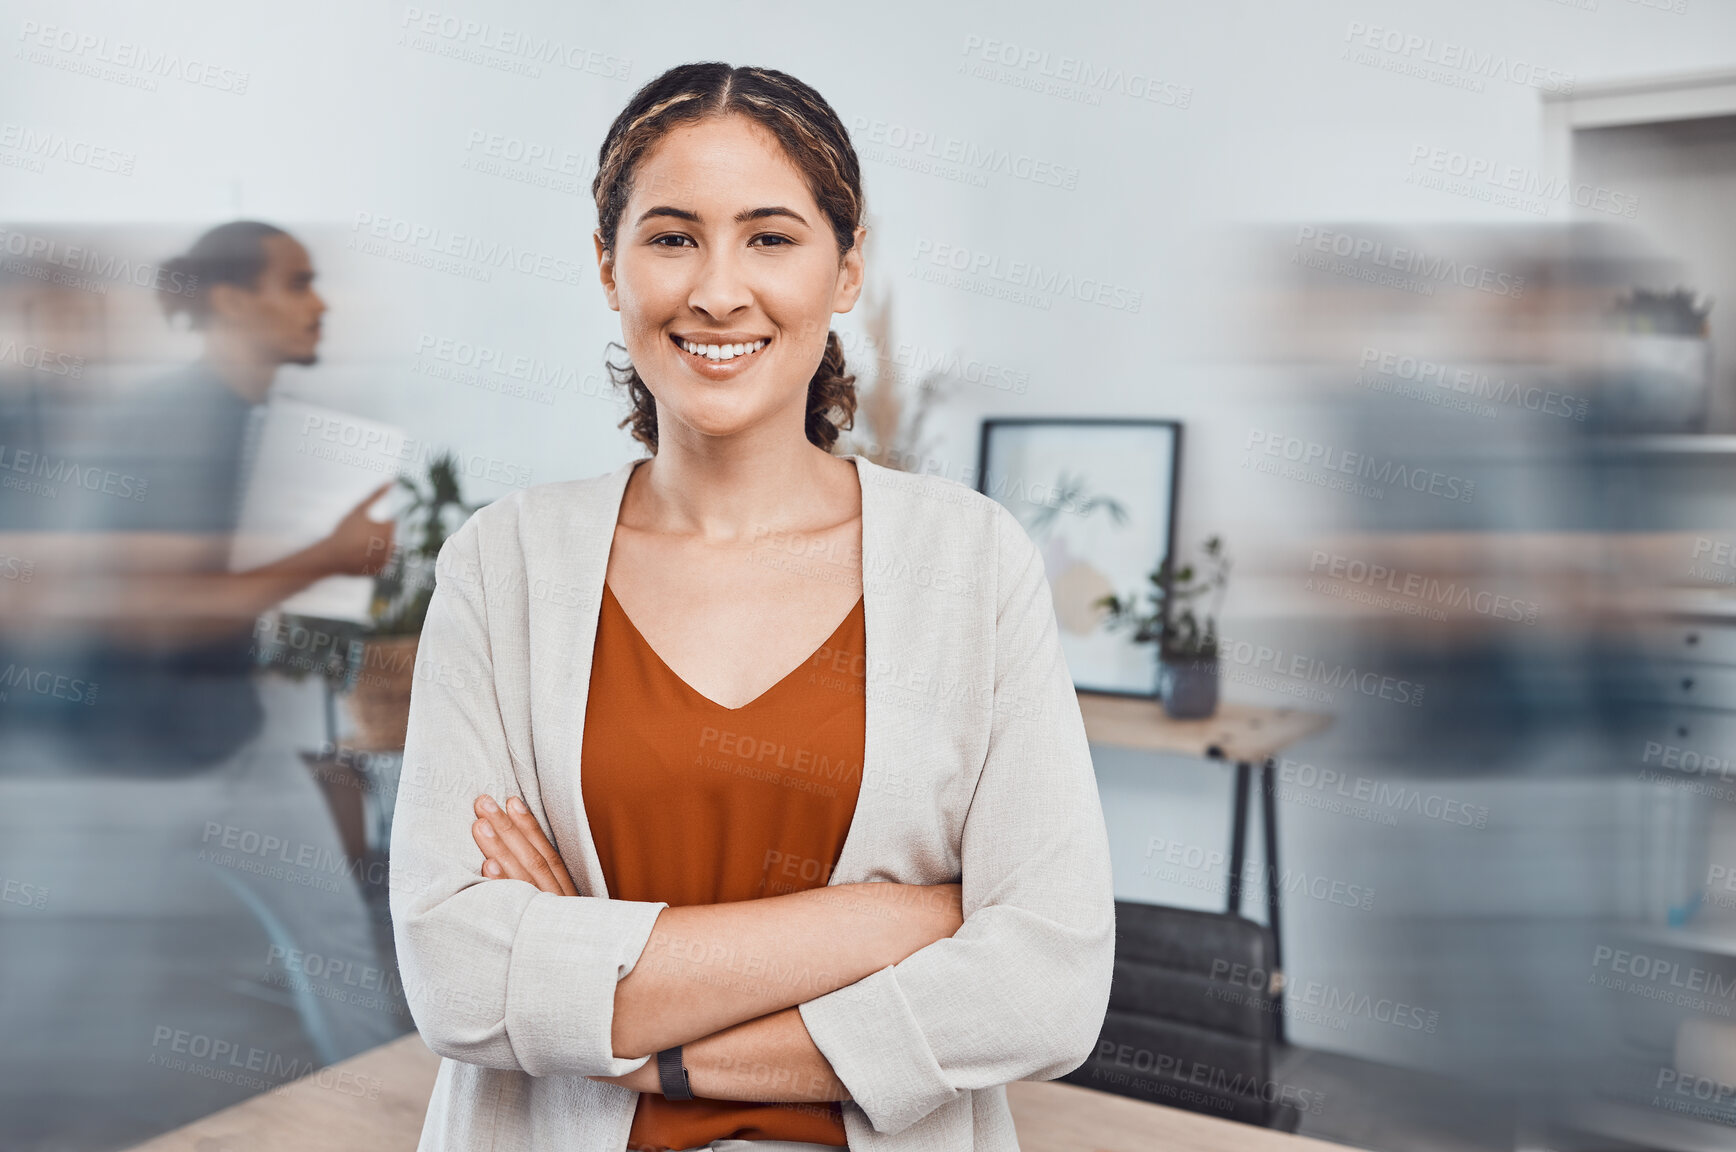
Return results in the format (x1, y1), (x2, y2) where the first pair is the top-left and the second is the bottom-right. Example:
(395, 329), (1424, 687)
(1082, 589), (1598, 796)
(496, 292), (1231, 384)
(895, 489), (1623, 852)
(466, 792), (963, 1102)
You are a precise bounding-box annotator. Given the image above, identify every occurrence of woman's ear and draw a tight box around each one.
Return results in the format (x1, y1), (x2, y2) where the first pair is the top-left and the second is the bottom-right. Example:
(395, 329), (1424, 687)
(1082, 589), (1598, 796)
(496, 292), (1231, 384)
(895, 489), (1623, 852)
(594, 229), (621, 312)
(832, 224), (868, 315)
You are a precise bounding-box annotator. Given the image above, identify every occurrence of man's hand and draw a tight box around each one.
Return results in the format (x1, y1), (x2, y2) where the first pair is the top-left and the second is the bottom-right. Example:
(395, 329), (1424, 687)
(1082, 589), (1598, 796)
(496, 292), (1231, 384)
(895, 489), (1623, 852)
(315, 482), (397, 577)
(471, 794), (579, 897)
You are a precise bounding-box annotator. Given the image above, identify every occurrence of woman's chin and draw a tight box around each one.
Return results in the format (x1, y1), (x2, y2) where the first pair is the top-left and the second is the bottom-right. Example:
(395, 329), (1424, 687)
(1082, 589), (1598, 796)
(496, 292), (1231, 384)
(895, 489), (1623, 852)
(660, 401), (781, 444)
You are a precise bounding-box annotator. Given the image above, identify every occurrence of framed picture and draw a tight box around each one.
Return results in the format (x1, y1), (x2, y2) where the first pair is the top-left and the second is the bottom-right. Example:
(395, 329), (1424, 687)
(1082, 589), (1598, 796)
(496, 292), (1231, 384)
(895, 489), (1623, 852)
(976, 417), (1182, 697)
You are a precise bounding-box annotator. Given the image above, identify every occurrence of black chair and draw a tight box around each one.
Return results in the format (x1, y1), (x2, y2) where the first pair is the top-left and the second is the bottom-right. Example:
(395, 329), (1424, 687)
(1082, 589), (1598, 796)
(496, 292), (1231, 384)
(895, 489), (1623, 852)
(1061, 900), (1303, 1132)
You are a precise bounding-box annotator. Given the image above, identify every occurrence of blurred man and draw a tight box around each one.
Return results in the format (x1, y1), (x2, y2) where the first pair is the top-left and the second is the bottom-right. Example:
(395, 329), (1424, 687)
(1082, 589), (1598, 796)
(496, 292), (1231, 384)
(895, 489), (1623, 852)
(0, 222), (407, 1148)
(0, 221), (393, 767)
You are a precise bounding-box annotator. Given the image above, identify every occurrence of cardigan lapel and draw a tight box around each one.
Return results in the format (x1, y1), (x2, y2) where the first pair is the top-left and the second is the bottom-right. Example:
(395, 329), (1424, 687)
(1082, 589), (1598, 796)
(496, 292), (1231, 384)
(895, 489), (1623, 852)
(830, 453), (901, 887)
(539, 456), (641, 903)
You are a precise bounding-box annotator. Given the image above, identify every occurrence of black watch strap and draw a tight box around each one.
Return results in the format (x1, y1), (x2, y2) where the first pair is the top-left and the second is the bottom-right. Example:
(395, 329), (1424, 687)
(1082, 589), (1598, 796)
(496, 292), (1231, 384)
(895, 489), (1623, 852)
(657, 1045), (693, 1100)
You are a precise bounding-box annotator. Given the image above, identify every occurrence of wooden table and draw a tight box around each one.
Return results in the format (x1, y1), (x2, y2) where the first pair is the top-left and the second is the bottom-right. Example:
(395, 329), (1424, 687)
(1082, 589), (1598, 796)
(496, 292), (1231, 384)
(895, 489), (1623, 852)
(125, 1032), (1364, 1152)
(1075, 695), (1332, 764)
(1076, 693), (1333, 1042)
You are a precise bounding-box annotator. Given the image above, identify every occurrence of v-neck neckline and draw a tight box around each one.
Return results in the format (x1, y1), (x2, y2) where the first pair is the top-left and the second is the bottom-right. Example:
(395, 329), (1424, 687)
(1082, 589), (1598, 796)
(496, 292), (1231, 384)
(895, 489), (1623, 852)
(598, 455), (869, 714)
(601, 581), (864, 712)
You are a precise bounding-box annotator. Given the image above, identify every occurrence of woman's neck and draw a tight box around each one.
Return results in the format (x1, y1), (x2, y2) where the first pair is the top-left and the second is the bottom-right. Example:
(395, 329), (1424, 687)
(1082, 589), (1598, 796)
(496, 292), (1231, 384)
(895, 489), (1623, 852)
(627, 438), (858, 546)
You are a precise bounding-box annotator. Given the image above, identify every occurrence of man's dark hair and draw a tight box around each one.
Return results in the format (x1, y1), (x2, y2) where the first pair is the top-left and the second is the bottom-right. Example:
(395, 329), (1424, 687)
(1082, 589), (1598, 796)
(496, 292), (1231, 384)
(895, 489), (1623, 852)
(158, 220), (291, 328)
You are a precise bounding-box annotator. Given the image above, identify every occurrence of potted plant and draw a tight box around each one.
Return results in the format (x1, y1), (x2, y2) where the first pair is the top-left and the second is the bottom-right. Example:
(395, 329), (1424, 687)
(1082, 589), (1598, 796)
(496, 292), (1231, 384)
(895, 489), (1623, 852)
(1096, 535), (1232, 719)
(345, 450), (481, 750)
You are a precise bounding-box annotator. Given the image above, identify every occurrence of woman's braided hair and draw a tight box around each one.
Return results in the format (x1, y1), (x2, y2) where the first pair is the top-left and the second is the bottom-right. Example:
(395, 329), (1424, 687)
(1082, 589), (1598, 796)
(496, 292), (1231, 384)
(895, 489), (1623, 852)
(591, 63), (863, 453)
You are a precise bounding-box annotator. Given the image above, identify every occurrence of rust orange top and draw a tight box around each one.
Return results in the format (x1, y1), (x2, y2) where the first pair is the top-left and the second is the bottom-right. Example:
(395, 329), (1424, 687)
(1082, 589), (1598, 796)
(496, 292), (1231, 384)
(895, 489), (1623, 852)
(582, 581), (867, 1152)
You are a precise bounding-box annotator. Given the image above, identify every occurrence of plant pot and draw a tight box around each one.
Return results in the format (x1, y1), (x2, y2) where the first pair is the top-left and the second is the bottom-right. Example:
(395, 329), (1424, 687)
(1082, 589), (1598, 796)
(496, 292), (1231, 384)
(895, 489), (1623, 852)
(1158, 654), (1219, 720)
(344, 634), (421, 751)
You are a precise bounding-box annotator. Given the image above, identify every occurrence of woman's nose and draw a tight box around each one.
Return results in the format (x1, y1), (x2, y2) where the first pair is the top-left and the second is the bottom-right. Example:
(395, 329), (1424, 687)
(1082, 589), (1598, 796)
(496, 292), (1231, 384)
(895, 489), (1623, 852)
(686, 247), (753, 318)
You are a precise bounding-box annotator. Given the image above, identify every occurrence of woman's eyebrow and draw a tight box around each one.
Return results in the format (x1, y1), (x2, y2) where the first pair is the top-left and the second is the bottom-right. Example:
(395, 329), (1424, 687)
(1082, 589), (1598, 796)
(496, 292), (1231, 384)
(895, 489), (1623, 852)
(634, 205), (810, 227)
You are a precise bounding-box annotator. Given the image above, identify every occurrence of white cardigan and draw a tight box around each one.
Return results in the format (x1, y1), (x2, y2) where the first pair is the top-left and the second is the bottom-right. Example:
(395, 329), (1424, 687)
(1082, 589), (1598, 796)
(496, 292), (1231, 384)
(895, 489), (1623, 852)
(389, 453), (1116, 1151)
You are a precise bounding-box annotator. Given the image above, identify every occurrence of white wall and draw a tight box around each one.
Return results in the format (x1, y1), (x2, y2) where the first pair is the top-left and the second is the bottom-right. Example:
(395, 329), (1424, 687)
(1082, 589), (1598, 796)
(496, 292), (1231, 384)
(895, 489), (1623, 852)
(6, 0), (1734, 548)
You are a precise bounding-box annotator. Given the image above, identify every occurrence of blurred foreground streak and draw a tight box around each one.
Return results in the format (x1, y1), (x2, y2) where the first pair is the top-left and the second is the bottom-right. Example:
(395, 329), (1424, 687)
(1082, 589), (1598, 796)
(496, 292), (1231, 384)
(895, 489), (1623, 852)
(0, 226), (405, 1150)
(1228, 220), (1736, 1138)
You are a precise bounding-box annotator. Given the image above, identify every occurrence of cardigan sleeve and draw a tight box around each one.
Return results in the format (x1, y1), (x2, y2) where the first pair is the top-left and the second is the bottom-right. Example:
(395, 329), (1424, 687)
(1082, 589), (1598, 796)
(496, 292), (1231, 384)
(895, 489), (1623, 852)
(388, 510), (668, 1078)
(797, 500), (1117, 1135)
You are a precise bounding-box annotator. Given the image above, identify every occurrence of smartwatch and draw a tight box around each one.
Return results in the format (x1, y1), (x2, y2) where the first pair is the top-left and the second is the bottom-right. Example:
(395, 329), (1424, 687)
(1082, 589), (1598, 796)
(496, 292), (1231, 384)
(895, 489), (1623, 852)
(657, 1045), (693, 1100)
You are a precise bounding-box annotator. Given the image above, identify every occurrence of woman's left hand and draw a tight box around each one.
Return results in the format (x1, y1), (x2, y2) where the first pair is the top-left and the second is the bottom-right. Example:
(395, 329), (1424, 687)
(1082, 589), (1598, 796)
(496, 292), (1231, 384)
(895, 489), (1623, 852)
(470, 794), (579, 897)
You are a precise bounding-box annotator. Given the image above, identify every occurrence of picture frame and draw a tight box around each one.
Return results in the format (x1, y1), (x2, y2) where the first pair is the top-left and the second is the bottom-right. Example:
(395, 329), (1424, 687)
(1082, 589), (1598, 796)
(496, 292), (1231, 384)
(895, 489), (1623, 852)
(976, 417), (1183, 698)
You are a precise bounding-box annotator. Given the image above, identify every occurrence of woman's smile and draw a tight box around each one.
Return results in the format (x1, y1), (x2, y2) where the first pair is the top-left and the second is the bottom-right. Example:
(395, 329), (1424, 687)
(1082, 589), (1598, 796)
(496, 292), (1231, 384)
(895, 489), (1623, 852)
(668, 330), (773, 379)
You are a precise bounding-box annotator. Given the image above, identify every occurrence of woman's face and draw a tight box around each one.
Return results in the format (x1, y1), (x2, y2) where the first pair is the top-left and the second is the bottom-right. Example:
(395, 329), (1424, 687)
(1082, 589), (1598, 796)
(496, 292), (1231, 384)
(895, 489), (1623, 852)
(595, 113), (865, 448)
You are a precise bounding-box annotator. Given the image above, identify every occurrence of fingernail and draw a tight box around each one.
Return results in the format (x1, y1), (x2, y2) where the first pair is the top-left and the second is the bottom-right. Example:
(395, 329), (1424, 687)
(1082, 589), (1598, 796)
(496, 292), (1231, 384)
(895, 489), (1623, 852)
(480, 796), (498, 812)
(507, 797), (525, 814)
(484, 860), (500, 876)
(478, 823), (495, 838)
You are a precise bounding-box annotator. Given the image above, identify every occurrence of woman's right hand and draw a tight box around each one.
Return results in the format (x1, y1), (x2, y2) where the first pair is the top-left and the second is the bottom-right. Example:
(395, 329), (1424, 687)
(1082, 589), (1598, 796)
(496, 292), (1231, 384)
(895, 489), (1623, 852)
(471, 794), (579, 897)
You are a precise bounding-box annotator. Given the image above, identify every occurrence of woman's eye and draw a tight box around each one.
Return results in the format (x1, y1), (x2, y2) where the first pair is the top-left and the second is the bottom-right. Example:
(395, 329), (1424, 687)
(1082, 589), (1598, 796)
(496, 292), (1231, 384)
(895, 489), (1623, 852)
(751, 234), (794, 248)
(650, 234), (695, 248)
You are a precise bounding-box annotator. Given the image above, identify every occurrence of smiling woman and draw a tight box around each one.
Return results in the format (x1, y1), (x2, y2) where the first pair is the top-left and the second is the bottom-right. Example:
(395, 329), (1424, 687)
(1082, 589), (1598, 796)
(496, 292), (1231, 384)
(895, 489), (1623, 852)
(592, 71), (865, 458)
(389, 61), (1115, 1152)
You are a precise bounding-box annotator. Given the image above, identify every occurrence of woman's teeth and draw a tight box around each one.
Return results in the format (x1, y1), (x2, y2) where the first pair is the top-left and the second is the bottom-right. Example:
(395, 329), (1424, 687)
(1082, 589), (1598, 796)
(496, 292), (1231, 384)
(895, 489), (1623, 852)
(678, 337), (769, 362)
